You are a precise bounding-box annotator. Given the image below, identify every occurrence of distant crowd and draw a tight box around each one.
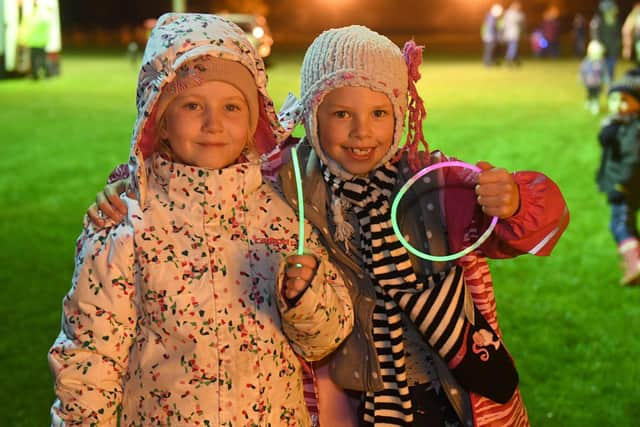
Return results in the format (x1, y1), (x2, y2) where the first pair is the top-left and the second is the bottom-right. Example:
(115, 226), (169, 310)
(482, 0), (640, 73)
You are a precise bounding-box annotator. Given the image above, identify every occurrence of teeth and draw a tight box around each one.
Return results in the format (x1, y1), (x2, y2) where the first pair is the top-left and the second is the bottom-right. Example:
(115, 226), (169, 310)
(350, 148), (372, 155)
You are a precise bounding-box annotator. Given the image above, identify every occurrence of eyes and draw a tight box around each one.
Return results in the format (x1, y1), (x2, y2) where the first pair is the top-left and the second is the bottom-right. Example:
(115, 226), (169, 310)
(332, 109), (391, 119)
(372, 109), (390, 118)
(224, 103), (243, 112)
(180, 101), (244, 113)
(183, 102), (201, 111)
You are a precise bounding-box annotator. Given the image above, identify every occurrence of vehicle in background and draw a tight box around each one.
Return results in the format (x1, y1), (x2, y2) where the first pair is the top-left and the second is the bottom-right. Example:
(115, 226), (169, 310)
(221, 13), (273, 59)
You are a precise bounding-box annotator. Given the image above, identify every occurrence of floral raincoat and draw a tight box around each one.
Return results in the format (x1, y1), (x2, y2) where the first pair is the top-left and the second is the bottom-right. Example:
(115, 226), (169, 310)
(48, 13), (353, 427)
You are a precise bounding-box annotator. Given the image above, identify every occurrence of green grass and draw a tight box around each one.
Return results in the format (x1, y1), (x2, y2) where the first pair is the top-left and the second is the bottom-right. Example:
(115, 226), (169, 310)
(1, 52), (638, 426)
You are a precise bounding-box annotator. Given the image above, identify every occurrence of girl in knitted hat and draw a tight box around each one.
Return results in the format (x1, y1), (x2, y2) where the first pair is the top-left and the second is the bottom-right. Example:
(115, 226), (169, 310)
(48, 13), (353, 426)
(91, 24), (570, 426)
(273, 25), (569, 426)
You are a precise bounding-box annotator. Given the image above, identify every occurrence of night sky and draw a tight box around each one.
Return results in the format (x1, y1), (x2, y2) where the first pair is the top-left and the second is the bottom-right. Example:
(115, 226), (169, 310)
(59, 0), (171, 29)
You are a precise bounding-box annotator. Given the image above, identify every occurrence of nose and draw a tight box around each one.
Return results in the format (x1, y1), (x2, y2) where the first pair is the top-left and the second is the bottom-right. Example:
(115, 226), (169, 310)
(350, 115), (372, 139)
(202, 107), (223, 133)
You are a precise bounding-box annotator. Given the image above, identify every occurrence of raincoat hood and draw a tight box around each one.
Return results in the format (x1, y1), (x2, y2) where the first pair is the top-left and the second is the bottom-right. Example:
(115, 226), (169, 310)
(129, 13), (288, 203)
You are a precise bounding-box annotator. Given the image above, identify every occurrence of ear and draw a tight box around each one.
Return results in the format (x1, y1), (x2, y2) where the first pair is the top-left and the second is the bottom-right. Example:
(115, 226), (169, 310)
(157, 117), (169, 140)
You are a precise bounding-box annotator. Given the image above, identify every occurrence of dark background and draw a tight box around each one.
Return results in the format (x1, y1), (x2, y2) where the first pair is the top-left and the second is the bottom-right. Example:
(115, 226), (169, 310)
(58, 0), (640, 49)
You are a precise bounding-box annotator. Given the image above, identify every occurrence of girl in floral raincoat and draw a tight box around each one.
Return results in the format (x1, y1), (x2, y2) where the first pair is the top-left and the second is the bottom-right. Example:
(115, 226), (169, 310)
(48, 13), (353, 427)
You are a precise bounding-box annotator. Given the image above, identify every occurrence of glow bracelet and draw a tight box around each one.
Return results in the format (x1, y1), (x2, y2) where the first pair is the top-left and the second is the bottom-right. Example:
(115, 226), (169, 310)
(291, 146), (305, 255)
(391, 160), (498, 262)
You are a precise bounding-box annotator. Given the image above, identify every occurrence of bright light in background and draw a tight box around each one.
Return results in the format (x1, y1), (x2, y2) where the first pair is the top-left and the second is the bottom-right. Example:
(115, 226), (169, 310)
(300, 0), (496, 34)
(310, 0), (357, 13)
(252, 26), (264, 39)
(304, 0), (371, 27)
(313, 0), (355, 4)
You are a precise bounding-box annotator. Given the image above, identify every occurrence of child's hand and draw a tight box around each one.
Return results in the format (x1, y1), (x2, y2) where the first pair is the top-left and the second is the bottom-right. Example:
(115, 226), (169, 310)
(283, 254), (318, 302)
(475, 161), (520, 219)
(87, 178), (132, 227)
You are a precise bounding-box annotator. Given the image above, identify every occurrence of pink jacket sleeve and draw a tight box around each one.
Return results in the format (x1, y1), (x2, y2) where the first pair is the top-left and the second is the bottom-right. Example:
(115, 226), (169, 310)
(437, 152), (569, 259)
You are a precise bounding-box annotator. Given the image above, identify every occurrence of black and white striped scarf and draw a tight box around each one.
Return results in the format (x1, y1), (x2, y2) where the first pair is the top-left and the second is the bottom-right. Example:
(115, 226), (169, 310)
(321, 161), (469, 426)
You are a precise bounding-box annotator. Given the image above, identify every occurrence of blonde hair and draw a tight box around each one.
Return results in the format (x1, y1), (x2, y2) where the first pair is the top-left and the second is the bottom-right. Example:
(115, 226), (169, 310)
(153, 115), (174, 161)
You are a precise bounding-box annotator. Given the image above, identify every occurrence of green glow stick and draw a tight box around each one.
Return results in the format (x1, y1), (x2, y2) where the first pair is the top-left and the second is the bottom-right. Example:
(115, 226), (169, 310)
(291, 146), (305, 255)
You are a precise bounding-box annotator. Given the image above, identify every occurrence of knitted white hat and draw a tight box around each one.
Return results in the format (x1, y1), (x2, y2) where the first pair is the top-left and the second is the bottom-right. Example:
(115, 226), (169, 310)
(300, 25), (409, 177)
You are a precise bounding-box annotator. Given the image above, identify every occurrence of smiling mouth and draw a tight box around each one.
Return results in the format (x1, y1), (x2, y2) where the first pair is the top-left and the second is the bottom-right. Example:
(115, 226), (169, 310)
(347, 147), (374, 156)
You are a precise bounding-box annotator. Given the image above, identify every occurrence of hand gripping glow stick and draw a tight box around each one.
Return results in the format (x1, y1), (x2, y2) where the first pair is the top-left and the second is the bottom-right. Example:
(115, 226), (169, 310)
(391, 161), (499, 262)
(291, 146), (305, 255)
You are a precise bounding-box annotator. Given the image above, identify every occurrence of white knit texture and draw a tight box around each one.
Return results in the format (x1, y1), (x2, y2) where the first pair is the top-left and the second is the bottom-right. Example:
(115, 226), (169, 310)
(300, 25), (409, 178)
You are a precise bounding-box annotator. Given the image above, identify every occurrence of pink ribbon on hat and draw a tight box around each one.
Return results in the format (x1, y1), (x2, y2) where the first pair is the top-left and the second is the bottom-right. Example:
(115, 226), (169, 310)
(395, 40), (429, 172)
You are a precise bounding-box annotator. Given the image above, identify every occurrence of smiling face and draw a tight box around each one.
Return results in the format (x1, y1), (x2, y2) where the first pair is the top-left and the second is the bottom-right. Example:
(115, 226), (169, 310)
(316, 86), (395, 176)
(158, 80), (252, 169)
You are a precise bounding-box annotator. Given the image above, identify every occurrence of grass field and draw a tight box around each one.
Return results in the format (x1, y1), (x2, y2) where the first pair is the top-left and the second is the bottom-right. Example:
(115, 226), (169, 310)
(1, 51), (639, 426)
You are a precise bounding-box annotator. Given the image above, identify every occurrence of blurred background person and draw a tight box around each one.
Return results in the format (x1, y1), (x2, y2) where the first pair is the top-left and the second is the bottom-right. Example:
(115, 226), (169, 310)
(502, 1), (525, 65)
(573, 12), (588, 57)
(596, 76), (640, 286)
(622, 2), (640, 65)
(530, 26), (547, 58)
(590, 0), (621, 79)
(541, 5), (561, 57)
(20, 0), (53, 79)
(126, 40), (139, 66)
(124, 18), (155, 67)
(580, 40), (609, 114)
(481, 3), (504, 66)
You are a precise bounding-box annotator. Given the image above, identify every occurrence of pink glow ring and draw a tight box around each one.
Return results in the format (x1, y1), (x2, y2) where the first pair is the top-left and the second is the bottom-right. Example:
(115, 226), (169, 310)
(391, 161), (498, 262)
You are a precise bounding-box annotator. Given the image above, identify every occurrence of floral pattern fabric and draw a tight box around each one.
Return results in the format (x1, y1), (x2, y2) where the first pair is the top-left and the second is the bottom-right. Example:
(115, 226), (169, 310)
(51, 13), (354, 425)
(49, 155), (353, 426)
